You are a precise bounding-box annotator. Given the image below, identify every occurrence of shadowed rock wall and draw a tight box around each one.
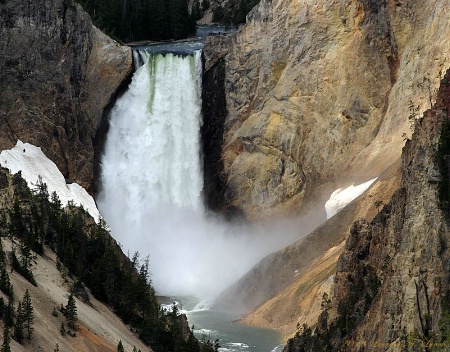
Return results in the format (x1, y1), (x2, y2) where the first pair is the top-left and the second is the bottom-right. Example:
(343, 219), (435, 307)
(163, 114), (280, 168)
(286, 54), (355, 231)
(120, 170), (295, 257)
(0, 0), (132, 193)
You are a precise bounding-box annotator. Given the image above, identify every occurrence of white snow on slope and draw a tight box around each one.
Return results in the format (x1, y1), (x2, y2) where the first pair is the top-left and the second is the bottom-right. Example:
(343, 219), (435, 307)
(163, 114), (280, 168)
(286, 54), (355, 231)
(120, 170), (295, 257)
(0, 140), (100, 222)
(325, 178), (377, 219)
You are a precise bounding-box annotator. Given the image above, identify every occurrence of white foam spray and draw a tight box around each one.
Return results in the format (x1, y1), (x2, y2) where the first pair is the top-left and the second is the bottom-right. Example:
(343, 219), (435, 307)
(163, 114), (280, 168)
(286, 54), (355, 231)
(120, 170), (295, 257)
(97, 50), (304, 299)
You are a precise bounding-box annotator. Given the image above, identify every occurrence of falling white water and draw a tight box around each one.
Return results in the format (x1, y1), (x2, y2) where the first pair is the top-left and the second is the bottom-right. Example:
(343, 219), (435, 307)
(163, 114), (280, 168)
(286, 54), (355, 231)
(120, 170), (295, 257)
(97, 50), (303, 299)
(100, 51), (204, 219)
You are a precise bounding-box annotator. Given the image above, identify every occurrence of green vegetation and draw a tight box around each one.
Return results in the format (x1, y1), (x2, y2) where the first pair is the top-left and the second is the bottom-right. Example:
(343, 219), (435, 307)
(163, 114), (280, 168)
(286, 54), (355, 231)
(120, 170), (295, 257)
(285, 264), (381, 350)
(0, 170), (215, 351)
(440, 291), (450, 343)
(0, 268), (13, 297)
(13, 302), (24, 343)
(60, 322), (66, 336)
(192, 0), (210, 21)
(1, 326), (11, 352)
(408, 100), (420, 131)
(76, 0), (197, 42)
(64, 293), (77, 330)
(437, 115), (450, 209)
(117, 340), (125, 352)
(212, 0), (261, 26)
(22, 290), (34, 340)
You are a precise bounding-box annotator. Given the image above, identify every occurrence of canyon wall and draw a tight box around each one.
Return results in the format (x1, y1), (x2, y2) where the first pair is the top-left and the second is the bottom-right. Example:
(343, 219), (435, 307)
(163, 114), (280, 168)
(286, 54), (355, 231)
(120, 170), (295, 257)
(284, 68), (450, 352)
(204, 0), (450, 340)
(0, 0), (132, 193)
(215, 0), (450, 221)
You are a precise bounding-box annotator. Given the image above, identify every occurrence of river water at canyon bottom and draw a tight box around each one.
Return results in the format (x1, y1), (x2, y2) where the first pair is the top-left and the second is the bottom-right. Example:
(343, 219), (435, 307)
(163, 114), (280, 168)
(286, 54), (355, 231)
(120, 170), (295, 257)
(170, 297), (283, 352)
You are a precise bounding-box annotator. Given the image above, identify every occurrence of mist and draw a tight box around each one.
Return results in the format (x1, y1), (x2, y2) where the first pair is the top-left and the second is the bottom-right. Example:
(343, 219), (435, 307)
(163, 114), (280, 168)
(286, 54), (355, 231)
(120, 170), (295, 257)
(96, 49), (324, 301)
(97, 200), (317, 299)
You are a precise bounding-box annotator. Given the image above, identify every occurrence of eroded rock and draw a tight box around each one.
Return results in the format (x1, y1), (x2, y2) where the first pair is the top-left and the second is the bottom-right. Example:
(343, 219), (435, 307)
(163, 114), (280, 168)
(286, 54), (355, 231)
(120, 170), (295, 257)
(0, 0), (132, 193)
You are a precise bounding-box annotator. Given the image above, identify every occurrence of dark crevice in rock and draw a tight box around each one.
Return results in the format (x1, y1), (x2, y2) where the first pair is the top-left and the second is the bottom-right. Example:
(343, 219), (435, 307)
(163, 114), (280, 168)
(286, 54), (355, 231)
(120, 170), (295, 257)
(54, 127), (70, 182)
(201, 55), (228, 214)
(92, 63), (134, 196)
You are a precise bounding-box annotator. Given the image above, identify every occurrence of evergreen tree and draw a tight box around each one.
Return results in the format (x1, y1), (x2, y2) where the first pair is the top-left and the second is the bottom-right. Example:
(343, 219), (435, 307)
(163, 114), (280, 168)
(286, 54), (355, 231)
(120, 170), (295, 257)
(22, 289), (34, 339)
(11, 243), (36, 286)
(60, 322), (66, 336)
(0, 172), (207, 352)
(65, 293), (77, 330)
(0, 297), (4, 320)
(0, 238), (5, 265)
(117, 340), (124, 352)
(4, 297), (15, 328)
(13, 301), (24, 343)
(0, 268), (13, 297)
(19, 241), (32, 272)
(201, 0), (210, 11)
(77, 0), (196, 42)
(1, 326), (11, 352)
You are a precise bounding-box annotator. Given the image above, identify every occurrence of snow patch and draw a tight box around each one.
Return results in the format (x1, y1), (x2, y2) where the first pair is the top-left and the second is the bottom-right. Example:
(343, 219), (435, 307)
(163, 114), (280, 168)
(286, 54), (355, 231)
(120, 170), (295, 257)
(325, 178), (377, 219)
(0, 140), (100, 222)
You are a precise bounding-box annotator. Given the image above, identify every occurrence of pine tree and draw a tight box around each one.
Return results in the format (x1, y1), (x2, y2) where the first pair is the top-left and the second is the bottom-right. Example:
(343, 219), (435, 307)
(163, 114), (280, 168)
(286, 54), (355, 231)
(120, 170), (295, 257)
(0, 268), (13, 297)
(14, 301), (24, 343)
(19, 241), (32, 272)
(5, 297), (15, 328)
(65, 293), (77, 330)
(0, 238), (5, 265)
(1, 325), (11, 352)
(117, 340), (124, 352)
(60, 322), (66, 336)
(22, 289), (34, 339)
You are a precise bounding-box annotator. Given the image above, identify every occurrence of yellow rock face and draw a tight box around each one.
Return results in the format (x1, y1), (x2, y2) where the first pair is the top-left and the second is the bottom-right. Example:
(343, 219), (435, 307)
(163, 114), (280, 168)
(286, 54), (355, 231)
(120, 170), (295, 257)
(221, 0), (450, 220)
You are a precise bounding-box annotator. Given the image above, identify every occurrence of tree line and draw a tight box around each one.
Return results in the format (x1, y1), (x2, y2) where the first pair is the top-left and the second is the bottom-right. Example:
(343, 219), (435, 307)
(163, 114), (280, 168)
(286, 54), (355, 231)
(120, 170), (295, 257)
(72, 0), (198, 42)
(212, 0), (260, 26)
(0, 170), (217, 351)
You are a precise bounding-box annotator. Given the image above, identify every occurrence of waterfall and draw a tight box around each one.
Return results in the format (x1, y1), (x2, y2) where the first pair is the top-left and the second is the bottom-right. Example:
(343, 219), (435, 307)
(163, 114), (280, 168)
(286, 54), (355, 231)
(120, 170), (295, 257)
(99, 50), (204, 221)
(97, 49), (301, 299)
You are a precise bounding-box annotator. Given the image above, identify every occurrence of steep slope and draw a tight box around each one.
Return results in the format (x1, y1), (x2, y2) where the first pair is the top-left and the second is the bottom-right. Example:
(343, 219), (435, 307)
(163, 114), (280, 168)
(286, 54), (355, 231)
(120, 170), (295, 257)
(218, 0), (450, 221)
(284, 69), (450, 351)
(0, 0), (132, 193)
(202, 0), (450, 338)
(2, 239), (149, 352)
(216, 162), (400, 337)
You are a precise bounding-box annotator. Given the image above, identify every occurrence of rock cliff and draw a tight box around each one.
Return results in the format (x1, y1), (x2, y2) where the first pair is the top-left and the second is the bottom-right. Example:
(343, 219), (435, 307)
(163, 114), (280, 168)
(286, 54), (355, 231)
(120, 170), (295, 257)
(0, 0), (132, 193)
(216, 163), (400, 337)
(203, 0), (450, 340)
(212, 0), (450, 221)
(284, 69), (450, 351)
